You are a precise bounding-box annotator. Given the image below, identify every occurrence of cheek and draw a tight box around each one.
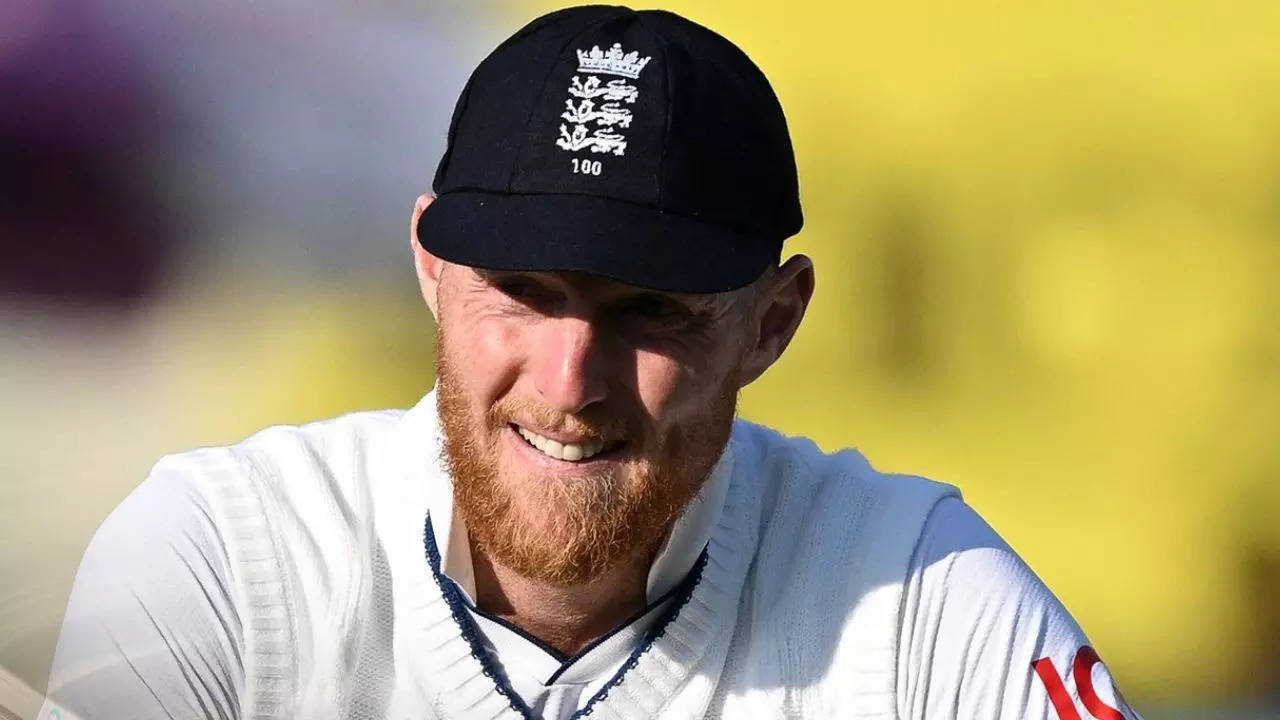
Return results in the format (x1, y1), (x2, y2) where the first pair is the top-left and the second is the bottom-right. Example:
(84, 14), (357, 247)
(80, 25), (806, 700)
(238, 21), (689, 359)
(632, 350), (699, 423)
(443, 312), (528, 405)
(630, 331), (744, 437)
(475, 318), (524, 368)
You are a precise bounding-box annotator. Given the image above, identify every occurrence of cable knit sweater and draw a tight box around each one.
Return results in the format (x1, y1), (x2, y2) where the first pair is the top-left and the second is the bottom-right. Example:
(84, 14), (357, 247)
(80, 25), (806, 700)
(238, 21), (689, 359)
(41, 391), (1142, 720)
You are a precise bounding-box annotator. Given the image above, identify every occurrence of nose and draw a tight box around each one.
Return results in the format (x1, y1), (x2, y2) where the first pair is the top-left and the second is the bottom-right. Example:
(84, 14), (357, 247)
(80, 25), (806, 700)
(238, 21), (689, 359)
(531, 315), (608, 414)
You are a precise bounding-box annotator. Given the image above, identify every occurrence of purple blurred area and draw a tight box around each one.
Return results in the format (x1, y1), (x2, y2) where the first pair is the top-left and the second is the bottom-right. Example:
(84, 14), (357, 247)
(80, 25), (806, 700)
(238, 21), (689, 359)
(0, 0), (487, 308)
(0, 0), (170, 305)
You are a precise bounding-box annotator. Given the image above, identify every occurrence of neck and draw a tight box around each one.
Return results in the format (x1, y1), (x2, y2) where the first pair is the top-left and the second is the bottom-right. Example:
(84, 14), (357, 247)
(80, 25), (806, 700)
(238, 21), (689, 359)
(470, 542), (651, 656)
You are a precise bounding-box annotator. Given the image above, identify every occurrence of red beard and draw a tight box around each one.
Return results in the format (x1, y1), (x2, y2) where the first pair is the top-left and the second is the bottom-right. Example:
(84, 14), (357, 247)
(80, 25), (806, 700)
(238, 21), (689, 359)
(434, 328), (737, 587)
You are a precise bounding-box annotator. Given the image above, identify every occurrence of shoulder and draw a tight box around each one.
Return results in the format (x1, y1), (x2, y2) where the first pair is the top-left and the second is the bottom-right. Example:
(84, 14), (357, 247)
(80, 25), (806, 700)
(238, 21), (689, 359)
(896, 498), (1141, 718)
(728, 417), (960, 614)
(77, 457), (232, 589)
(119, 407), (413, 618)
(150, 407), (408, 528)
(169, 403), (411, 549)
(48, 408), (409, 720)
(728, 417), (960, 543)
(718, 420), (963, 706)
(81, 406), (410, 588)
(208, 407), (406, 488)
(902, 496), (1083, 643)
(901, 496), (1067, 625)
(46, 460), (246, 718)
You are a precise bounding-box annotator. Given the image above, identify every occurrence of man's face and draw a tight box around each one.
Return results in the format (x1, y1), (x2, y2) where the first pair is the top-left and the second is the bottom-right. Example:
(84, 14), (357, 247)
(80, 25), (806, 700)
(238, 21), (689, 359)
(433, 264), (751, 586)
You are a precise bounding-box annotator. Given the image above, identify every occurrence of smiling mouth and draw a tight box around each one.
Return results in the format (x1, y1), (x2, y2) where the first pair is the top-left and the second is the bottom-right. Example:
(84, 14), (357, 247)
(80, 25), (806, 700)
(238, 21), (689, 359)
(511, 424), (622, 462)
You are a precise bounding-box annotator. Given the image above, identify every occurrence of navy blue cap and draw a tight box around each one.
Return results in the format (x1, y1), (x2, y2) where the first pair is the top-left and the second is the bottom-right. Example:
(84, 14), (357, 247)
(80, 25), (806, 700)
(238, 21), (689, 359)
(417, 5), (802, 293)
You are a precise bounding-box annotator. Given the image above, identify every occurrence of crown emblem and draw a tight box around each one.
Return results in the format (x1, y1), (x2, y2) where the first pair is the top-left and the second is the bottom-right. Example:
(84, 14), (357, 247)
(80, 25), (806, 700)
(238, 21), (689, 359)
(575, 43), (651, 79)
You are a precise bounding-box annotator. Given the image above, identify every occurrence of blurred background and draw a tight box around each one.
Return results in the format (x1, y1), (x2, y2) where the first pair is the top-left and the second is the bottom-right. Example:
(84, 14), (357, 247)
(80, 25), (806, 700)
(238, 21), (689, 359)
(1, 0), (1277, 718)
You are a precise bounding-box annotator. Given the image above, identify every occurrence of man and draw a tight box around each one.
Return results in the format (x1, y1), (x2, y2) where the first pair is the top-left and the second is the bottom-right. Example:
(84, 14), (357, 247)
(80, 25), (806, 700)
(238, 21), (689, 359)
(42, 6), (1142, 719)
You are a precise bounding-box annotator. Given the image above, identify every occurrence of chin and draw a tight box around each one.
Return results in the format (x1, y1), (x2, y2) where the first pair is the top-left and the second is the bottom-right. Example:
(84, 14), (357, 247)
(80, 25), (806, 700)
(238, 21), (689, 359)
(497, 461), (626, 513)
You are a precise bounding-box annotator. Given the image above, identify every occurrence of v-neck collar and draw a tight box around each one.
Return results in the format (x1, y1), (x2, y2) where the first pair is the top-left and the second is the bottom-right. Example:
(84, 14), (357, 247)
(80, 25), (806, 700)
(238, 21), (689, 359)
(423, 515), (709, 719)
(426, 516), (702, 676)
(393, 390), (757, 720)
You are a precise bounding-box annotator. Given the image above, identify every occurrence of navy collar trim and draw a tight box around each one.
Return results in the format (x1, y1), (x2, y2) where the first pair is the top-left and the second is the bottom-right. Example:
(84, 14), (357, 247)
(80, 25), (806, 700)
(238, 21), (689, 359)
(454, 551), (698, 683)
(423, 514), (708, 719)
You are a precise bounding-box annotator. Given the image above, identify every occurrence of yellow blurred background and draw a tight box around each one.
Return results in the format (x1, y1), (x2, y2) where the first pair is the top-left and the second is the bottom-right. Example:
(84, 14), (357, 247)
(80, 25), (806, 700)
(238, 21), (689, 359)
(1, 1), (1277, 717)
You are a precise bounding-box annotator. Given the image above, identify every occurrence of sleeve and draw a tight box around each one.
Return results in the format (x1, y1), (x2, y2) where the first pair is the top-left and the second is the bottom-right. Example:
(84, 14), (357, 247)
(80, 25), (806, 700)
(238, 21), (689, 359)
(39, 463), (244, 720)
(896, 497), (1143, 720)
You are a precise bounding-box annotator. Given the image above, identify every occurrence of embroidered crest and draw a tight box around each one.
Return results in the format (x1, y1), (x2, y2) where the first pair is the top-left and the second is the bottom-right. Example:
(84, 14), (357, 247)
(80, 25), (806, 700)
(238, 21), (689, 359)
(555, 43), (651, 164)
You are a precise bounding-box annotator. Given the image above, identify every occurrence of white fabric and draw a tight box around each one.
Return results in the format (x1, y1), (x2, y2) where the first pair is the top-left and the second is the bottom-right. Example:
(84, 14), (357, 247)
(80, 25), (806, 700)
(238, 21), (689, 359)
(40, 390), (1144, 720)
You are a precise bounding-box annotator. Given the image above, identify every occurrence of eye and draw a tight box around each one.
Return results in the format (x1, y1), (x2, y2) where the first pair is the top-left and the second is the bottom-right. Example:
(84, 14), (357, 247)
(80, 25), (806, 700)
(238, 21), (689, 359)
(495, 277), (541, 299)
(488, 274), (552, 302)
(486, 273), (565, 313)
(618, 294), (689, 321)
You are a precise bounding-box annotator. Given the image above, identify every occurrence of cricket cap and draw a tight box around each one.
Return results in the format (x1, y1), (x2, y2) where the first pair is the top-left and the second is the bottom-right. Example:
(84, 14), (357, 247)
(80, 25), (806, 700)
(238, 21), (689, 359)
(417, 5), (802, 293)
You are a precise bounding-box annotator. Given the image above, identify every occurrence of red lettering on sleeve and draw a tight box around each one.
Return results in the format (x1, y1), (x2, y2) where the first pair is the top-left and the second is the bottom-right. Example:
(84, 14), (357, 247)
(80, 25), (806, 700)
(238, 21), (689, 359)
(1032, 656), (1083, 720)
(1073, 646), (1126, 720)
(1033, 645), (1132, 720)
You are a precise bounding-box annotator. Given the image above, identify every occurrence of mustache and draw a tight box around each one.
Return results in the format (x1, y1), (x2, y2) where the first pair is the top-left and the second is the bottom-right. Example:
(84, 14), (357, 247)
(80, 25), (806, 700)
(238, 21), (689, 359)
(486, 397), (634, 443)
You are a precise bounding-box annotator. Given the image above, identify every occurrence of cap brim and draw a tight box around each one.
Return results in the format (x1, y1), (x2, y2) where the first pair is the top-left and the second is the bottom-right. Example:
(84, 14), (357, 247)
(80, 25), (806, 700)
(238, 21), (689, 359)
(416, 191), (777, 293)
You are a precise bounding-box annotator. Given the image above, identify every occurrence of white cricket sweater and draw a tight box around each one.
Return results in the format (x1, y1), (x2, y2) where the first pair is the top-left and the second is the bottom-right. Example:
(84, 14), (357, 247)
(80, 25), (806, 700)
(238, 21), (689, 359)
(42, 390), (1142, 720)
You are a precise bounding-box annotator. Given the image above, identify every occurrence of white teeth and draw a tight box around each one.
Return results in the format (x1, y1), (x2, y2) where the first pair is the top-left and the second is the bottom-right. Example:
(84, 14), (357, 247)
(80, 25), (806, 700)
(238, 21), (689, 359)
(516, 426), (605, 462)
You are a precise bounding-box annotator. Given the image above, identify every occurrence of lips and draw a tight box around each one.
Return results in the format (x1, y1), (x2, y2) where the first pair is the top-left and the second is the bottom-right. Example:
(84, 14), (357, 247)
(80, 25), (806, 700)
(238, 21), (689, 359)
(514, 425), (608, 461)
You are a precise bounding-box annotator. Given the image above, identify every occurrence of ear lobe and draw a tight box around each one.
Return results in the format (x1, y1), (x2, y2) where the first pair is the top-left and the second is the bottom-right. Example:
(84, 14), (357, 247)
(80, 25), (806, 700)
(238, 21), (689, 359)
(410, 194), (443, 318)
(737, 255), (815, 387)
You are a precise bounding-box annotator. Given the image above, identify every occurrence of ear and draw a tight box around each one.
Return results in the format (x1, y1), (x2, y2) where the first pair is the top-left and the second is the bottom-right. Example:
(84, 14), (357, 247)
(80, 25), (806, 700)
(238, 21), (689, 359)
(410, 193), (444, 319)
(736, 254), (815, 387)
